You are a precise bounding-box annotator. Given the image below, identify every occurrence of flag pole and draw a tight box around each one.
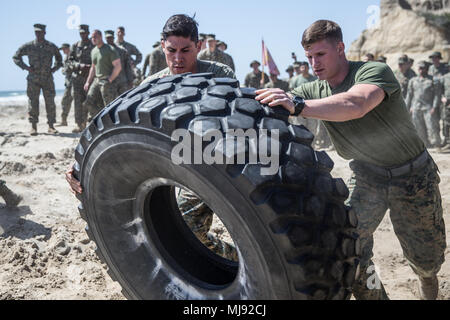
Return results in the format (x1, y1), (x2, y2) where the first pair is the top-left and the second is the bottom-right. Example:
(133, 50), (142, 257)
(261, 38), (265, 85)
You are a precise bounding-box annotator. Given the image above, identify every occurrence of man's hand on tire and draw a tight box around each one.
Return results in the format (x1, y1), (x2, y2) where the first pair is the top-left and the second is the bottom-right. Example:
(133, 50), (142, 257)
(255, 88), (295, 115)
(65, 164), (83, 194)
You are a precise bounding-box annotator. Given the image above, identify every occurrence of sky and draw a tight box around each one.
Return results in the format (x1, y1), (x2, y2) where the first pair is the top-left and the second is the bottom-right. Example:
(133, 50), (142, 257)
(0, 0), (380, 91)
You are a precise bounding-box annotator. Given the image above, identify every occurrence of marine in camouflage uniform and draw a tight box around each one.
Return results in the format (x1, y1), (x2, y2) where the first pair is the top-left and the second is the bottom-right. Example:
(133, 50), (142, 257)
(148, 42), (168, 77)
(394, 55), (417, 99)
(428, 51), (449, 80)
(105, 30), (135, 95)
(291, 59), (446, 300)
(143, 57), (237, 260)
(198, 34), (235, 71)
(264, 74), (289, 91)
(406, 61), (442, 148)
(68, 24), (95, 133)
(439, 72), (450, 150)
(12, 24), (63, 135)
(115, 26), (142, 87)
(59, 43), (73, 126)
(244, 60), (269, 89)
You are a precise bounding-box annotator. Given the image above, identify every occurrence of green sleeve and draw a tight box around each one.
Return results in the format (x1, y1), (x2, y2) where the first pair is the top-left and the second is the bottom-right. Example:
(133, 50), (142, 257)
(355, 62), (400, 98)
(110, 46), (120, 62)
(53, 44), (63, 71)
(12, 44), (29, 70)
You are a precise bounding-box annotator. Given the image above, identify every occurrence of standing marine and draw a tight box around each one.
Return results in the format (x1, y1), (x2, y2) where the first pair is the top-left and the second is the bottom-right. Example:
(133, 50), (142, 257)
(12, 24), (63, 135)
(68, 24), (95, 133)
(59, 43), (73, 126)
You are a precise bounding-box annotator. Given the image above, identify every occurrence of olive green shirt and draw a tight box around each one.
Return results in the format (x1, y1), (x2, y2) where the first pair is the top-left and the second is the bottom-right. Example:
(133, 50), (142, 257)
(91, 44), (120, 80)
(291, 61), (425, 167)
(289, 73), (317, 90)
(142, 59), (236, 84)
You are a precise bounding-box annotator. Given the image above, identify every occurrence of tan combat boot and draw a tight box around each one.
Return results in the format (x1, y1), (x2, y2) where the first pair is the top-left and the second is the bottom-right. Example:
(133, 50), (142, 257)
(30, 123), (38, 136)
(57, 115), (68, 127)
(418, 275), (439, 300)
(48, 125), (59, 134)
(0, 183), (23, 208)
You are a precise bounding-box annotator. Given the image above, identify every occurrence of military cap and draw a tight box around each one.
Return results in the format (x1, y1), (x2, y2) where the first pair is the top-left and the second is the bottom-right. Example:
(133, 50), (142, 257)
(417, 61), (430, 68)
(199, 33), (207, 40)
(250, 60), (261, 68)
(34, 24), (46, 32)
(206, 34), (216, 41)
(300, 61), (309, 67)
(59, 43), (71, 50)
(104, 30), (115, 38)
(398, 56), (408, 64)
(376, 56), (387, 63)
(79, 24), (90, 33)
(293, 61), (302, 67)
(285, 65), (294, 72)
(153, 41), (161, 48)
(429, 51), (442, 59)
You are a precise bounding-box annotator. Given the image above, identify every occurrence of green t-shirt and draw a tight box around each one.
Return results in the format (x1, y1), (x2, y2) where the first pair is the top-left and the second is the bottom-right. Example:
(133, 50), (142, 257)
(91, 44), (120, 80)
(291, 61), (425, 167)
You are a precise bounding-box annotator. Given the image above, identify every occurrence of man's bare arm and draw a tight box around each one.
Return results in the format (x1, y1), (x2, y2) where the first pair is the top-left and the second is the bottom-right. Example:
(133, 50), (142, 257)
(84, 64), (96, 91)
(108, 59), (122, 83)
(255, 84), (386, 122)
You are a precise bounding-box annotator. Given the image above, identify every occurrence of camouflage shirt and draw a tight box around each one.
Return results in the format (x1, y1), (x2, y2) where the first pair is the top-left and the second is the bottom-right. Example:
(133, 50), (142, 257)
(264, 78), (289, 91)
(429, 63), (449, 79)
(111, 44), (135, 85)
(13, 39), (63, 76)
(142, 59), (236, 84)
(405, 75), (442, 111)
(68, 40), (95, 78)
(244, 71), (269, 89)
(148, 46), (168, 76)
(62, 55), (73, 87)
(441, 73), (450, 101)
(198, 48), (234, 71)
(289, 74), (317, 90)
(116, 40), (142, 65)
(394, 68), (417, 99)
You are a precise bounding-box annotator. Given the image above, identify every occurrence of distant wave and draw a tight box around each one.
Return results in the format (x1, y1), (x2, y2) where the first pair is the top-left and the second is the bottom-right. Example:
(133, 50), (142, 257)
(0, 93), (63, 108)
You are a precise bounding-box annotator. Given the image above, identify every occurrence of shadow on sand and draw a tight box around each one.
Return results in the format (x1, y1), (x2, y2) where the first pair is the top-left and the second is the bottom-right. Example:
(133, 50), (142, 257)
(0, 205), (52, 240)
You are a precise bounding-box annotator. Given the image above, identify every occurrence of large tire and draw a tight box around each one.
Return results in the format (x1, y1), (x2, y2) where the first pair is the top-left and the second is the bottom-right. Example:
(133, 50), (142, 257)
(73, 73), (360, 300)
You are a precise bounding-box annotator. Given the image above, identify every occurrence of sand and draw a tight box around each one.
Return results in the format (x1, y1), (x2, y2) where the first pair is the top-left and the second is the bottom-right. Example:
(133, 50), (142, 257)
(0, 100), (449, 300)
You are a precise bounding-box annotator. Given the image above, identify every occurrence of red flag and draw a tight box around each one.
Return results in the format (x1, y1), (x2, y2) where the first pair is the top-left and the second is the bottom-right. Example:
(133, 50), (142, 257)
(262, 40), (280, 76)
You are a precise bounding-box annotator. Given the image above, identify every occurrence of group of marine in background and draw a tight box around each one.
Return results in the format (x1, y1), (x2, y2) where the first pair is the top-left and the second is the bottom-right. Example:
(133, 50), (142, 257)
(363, 51), (450, 152)
(9, 24), (450, 150)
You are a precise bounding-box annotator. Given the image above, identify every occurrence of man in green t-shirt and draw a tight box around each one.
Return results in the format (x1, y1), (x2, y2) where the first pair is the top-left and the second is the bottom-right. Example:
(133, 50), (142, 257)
(83, 30), (122, 121)
(256, 20), (446, 300)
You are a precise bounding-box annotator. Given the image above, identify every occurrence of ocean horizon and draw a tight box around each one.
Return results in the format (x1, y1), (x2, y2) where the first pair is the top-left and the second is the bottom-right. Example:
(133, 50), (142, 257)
(0, 89), (64, 107)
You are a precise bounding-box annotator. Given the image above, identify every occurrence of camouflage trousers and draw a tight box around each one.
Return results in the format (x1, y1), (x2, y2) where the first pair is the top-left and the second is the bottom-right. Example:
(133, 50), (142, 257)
(116, 81), (131, 96)
(84, 78), (118, 121)
(443, 102), (450, 141)
(347, 154), (446, 300)
(61, 84), (73, 119)
(411, 109), (441, 147)
(72, 76), (89, 126)
(26, 75), (56, 125)
(177, 189), (238, 262)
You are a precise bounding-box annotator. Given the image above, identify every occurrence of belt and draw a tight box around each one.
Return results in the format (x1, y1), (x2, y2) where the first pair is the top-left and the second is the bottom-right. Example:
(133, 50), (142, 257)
(350, 150), (430, 179)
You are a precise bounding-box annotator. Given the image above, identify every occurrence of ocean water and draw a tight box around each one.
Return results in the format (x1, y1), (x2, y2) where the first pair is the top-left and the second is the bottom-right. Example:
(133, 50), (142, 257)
(0, 90), (64, 107)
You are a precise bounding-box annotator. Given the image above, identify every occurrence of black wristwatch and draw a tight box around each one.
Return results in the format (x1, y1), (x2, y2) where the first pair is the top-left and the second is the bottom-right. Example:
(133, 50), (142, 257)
(292, 96), (306, 116)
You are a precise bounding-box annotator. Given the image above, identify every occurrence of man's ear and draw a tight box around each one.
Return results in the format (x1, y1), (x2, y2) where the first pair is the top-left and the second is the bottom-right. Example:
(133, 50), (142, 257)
(195, 40), (202, 53)
(337, 41), (345, 55)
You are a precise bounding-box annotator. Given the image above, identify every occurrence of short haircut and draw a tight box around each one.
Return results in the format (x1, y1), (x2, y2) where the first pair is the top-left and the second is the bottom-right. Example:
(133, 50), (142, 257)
(162, 14), (199, 43)
(92, 29), (102, 37)
(118, 26), (125, 32)
(301, 20), (343, 48)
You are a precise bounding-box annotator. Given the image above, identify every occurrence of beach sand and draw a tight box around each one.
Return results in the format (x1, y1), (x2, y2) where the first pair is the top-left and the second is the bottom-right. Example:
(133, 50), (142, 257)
(0, 100), (449, 300)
